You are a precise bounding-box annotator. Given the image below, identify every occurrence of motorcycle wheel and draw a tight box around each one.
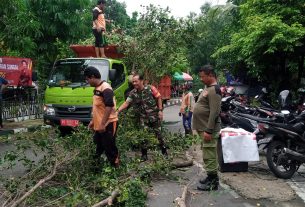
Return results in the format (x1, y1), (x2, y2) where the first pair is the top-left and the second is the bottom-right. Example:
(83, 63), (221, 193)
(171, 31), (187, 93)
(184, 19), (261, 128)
(266, 141), (297, 179)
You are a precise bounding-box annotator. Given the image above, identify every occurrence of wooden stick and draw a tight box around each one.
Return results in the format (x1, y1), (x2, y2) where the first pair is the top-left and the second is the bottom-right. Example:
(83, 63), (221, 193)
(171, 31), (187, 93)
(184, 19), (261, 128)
(9, 160), (58, 207)
(173, 160), (193, 168)
(1, 195), (12, 207)
(91, 190), (120, 207)
(174, 151), (198, 207)
(174, 185), (188, 207)
(185, 151), (204, 172)
(40, 192), (72, 207)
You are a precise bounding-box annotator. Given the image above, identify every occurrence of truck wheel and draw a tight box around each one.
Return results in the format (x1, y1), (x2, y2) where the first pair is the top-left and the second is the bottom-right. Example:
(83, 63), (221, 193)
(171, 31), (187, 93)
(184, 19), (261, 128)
(266, 141), (296, 179)
(58, 127), (72, 137)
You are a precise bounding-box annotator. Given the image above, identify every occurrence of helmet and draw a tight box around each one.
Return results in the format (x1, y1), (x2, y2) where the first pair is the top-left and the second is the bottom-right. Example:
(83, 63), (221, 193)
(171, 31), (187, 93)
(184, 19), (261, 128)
(226, 86), (235, 95)
(278, 90), (292, 110)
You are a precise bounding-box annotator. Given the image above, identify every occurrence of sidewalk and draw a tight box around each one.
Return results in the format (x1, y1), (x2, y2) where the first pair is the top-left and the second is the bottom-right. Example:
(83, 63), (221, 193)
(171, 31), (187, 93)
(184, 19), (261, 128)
(0, 118), (48, 136)
(153, 105), (305, 207)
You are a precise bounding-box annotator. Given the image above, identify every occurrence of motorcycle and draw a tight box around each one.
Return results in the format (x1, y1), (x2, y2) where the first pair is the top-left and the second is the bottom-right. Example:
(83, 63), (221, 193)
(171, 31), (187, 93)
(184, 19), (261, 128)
(255, 87), (275, 109)
(256, 111), (305, 179)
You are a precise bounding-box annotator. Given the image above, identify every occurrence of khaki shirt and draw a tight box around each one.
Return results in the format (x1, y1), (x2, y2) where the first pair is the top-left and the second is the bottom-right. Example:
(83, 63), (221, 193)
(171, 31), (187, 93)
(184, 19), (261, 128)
(192, 85), (221, 133)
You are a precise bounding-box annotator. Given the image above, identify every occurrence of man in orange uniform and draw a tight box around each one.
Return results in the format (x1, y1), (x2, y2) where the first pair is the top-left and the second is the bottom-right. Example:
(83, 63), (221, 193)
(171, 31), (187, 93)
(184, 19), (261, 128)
(92, 0), (111, 58)
(85, 66), (119, 169)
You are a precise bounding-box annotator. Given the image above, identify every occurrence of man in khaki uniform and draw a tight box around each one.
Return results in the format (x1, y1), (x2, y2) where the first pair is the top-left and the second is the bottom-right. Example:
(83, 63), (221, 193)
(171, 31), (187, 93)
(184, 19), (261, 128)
(192, 65), (221, 191)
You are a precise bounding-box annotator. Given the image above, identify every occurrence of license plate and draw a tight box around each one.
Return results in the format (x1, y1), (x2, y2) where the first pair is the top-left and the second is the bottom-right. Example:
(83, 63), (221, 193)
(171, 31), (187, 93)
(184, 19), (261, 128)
(258, 137), (272, 145)
(60, 119), (79, 127)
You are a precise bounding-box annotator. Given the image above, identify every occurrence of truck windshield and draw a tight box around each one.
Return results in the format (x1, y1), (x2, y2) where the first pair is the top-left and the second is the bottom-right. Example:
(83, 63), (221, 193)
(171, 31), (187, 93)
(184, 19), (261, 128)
(48, 59), (109, 87)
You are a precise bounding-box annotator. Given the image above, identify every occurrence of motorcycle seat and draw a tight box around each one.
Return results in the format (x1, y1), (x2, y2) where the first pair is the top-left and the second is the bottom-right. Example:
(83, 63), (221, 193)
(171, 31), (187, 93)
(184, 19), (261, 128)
(267, 122), (304, 135)
(235, 113), (274, 122)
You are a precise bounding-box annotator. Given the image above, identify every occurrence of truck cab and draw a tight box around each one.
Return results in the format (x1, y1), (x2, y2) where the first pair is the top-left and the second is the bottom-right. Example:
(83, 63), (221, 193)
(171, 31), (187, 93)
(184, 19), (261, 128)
(44, 56), (128, 127)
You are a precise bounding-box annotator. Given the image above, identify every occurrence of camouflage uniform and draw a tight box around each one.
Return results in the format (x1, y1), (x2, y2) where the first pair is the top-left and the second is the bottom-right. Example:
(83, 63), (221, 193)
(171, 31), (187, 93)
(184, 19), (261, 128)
(127, 85), (166, 154)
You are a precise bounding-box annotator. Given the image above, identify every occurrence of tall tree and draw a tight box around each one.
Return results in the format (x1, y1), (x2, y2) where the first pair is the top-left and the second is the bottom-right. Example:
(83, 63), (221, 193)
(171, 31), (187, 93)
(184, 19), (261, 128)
(183, 3), (236, 72)
(0, 0), (41, 56)
(214, 0), (305, 90)
(118, 5), (186, 83)
(104, 0), (136, 34)
(28, 0), (92, 78)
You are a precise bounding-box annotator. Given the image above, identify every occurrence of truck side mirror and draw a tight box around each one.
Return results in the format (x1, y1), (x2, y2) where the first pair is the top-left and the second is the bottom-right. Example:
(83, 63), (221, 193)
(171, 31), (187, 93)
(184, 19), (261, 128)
(109, 69), (117, 82)
(32, 71), (38, 81)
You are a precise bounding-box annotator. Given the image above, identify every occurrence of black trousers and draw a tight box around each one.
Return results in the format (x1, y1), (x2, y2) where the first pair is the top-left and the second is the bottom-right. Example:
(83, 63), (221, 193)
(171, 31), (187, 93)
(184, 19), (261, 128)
(93, 122), (118, 166)
(92, 29), (107, 47)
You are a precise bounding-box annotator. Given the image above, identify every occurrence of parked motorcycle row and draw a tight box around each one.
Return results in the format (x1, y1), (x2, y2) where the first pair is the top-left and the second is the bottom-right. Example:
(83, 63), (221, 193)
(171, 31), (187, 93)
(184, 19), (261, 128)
(219, 86), (305, 179)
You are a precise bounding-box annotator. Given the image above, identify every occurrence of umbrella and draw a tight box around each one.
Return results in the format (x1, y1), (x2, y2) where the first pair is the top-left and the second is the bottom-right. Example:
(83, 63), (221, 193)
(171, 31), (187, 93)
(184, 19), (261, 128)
(182, 72), (193, 81)
(173, 72), (183, 80)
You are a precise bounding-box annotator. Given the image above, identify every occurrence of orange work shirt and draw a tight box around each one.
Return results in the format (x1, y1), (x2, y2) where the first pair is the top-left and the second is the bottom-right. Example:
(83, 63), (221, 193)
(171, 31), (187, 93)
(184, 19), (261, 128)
(92, 7), (106, 30)
(92, 81), (118, 131)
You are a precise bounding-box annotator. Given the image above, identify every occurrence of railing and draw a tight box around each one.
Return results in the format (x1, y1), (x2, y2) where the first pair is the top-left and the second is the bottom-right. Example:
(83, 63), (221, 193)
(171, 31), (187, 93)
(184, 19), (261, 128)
(2, 93), (44, 121)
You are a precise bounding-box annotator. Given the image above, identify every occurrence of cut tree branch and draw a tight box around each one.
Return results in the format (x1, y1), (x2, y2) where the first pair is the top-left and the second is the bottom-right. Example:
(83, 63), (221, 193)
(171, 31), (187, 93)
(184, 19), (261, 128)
(9, 160), (58, 207)
(174, 185), (188, 207)
(92, 189), (120, 207)
(173, 160), (193, 168)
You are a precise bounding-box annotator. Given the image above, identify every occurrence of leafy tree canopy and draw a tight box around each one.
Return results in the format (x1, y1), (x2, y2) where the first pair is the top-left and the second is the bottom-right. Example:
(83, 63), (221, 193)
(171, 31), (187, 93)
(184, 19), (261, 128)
(214, 0), (305, 89)
(117, 5), (187, 83)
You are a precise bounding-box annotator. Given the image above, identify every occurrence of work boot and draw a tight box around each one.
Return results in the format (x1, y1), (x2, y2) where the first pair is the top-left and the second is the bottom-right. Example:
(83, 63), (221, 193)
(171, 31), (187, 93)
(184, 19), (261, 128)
(91, 157), (103, 173)
(161, 146), (168, 158)
(141, 149), (148, 162)
(197, 174), (219, 191)
(185, 129), (189, 136)
(199, 175), (210, 184)
(185, 127), (193, 136)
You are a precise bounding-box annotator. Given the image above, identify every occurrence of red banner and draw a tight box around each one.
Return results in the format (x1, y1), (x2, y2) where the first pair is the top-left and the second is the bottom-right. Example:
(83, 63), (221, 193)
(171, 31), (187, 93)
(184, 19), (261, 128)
(0, 57), (33, 87)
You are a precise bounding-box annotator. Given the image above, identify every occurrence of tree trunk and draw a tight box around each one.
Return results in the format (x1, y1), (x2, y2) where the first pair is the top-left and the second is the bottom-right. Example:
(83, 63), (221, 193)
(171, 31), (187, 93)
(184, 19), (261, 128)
(297, 54), (305, 88)
(277, 53), (287, 92)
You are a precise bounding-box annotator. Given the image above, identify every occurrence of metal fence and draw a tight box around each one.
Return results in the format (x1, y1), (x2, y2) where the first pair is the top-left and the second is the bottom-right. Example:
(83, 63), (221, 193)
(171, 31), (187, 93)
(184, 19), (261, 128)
(2, 93), (44, 121)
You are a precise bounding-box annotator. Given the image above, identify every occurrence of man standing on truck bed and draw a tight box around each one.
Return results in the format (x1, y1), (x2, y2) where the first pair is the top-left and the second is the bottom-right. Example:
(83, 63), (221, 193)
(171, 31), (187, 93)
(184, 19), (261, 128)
(92, 0), (111, 58)
(85, 66), (119, 169)
(117, 73), (168, 161)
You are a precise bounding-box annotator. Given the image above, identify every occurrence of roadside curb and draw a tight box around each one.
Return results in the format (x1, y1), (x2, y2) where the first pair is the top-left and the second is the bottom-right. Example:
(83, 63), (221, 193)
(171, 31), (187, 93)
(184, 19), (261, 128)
(0, 125), (52, 136)
(164, 98), (182, 108)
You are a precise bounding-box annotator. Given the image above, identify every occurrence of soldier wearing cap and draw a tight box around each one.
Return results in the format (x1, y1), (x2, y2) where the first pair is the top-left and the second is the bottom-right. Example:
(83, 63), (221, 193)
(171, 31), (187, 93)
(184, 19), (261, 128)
(117, 73), (167, 161)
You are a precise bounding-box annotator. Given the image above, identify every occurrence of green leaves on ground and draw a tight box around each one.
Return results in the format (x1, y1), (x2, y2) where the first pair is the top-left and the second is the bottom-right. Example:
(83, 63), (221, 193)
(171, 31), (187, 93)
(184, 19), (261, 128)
(0, 113), (197, 206)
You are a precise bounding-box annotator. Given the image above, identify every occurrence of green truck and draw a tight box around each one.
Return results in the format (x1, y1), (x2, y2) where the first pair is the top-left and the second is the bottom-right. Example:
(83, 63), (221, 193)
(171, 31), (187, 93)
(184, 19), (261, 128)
(43, 45), (128, 129)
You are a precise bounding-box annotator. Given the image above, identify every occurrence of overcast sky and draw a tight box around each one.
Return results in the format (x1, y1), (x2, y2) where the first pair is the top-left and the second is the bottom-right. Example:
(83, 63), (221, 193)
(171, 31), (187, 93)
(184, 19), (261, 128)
(117, 0), (228, 18)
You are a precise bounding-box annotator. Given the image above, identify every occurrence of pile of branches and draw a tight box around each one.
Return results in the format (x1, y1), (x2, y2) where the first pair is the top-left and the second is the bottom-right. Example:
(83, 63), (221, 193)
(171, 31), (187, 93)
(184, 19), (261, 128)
(0, 114), (198, 206)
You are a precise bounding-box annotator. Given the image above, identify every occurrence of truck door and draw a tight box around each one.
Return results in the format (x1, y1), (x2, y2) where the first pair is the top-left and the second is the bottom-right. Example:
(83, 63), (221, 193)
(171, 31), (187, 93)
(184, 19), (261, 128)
(110, 63), (126, 106)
